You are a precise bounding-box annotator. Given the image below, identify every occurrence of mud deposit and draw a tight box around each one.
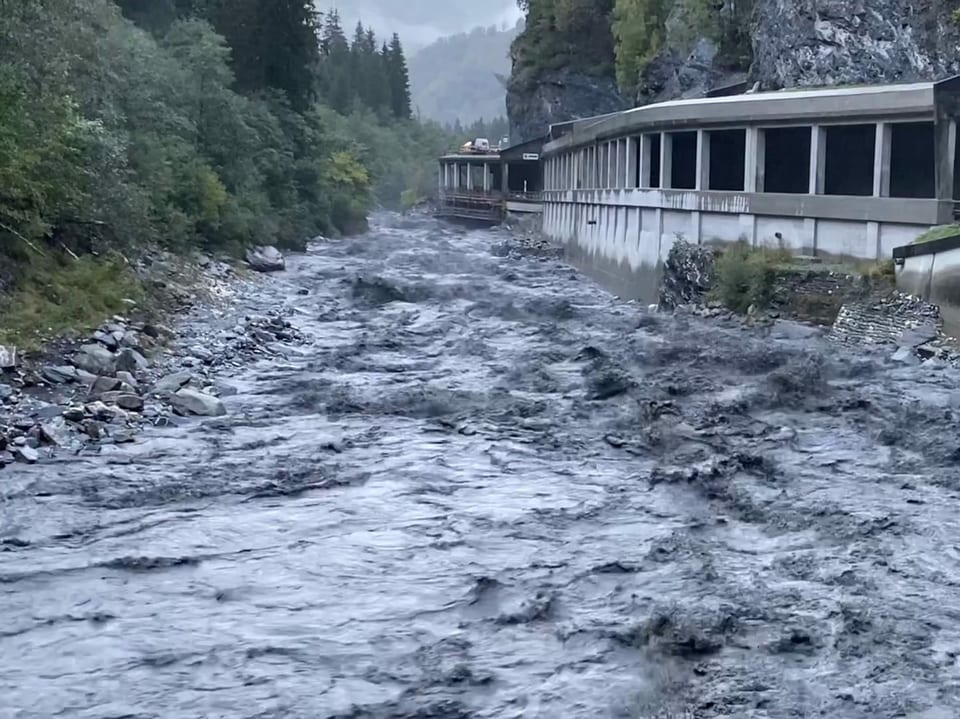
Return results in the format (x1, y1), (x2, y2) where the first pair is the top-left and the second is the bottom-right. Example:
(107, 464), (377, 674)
(4, 216), (960, 718)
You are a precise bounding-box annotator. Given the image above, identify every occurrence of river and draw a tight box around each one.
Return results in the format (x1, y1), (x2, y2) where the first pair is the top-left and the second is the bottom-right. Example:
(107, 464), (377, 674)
(3, 215), (960, 718)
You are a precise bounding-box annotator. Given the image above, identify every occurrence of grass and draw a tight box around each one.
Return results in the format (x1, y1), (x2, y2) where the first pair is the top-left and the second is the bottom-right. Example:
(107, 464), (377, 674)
(709, 241), (792, 314)
(0, 251), (146, 351)
(913, 224), (960, 244)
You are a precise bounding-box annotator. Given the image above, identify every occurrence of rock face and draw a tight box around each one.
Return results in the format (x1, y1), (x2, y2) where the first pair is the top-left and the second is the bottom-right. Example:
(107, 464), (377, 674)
(246, 246), (285, 273)
(658, 240), (717, 310)
(509, 0), (960, 132)
(506, 69), (627, 142)
(751, 0), (960, 90)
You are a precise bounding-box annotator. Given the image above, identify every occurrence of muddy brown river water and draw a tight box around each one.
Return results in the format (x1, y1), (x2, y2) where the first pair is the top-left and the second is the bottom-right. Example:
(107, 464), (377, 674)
(4, 216), (960, 718)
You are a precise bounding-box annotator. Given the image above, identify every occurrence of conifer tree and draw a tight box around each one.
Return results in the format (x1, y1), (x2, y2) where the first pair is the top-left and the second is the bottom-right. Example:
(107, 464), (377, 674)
(386, 33), (411, 120)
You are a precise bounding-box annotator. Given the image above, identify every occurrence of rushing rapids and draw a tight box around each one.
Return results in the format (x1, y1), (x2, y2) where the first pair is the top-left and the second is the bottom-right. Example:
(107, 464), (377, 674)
(3, 215), (960, 718)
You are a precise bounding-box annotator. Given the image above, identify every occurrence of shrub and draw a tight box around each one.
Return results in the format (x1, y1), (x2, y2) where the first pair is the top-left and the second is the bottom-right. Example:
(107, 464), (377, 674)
(711, 242), (790, 314)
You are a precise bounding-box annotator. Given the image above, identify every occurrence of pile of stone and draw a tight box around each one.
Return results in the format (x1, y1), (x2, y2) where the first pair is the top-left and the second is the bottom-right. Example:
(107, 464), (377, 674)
(658, 240), (717, 310)
(0, 309), (306, 468)
(829, 291), (946, 359)
(490, 235), (563, 260)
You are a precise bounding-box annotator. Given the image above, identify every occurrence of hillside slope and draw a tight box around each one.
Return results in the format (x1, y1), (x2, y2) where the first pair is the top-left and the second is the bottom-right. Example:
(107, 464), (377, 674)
(409, 23), (520, 125)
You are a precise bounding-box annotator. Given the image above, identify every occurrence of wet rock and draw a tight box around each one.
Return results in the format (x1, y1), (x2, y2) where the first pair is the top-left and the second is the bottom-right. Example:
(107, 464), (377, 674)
(245, 245), (285, 273)
(116, 371), (139, 390)
(111, 428), (136, 444)
(189, 345), (214, 363)
(39, 420), (68, 447)
(116, 348), (149, 373)
(891, 346), (920, 365)
(0, 383), (13, 401)
(81, 419), (102, 440)
(100, 392), (145, 412)
(214, 379), (239, 397)
(63, 406), (86, 423)
(73, 344), (117, 377)
(42, 365), (78, 384)
(91, 376), (124, 395)
(0, 345), (17, 369)
(170, 388), (227, 417)
(85, 401), (121, 423)
(92, 329), (119, 350)
(154, 371), (194, 394)
(15, 444), (38, 463)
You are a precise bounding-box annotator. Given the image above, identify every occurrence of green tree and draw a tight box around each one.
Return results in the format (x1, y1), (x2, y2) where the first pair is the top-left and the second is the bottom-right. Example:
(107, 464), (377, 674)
(386, 33), (412, 119)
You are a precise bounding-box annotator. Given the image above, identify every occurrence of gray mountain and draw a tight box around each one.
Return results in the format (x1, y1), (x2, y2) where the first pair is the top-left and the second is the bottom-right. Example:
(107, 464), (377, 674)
(329, 0), (521, 51)
(409, 22), (521, 125)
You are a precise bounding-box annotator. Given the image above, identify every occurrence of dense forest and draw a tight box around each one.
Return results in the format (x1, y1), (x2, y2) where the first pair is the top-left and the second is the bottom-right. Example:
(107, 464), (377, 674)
(409, 23), (520, 126)
(0, 0), (452, 276)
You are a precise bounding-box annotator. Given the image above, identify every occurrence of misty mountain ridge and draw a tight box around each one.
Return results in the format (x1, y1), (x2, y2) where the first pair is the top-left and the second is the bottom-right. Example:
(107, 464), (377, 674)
(409, 21), (521, 126)
(329, 0), (521, 51)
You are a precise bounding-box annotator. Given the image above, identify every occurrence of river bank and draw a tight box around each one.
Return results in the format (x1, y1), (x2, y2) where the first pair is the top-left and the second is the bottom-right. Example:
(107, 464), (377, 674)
(0, 247), (309, 468)
(5, 214), (960, 717)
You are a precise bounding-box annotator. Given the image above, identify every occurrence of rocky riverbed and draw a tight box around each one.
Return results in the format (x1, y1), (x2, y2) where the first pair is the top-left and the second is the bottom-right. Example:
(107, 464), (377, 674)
(3, 214), (960, 718)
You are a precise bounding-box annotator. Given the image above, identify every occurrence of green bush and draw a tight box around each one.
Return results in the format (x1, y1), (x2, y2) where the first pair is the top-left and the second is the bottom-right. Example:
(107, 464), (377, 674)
(0, 252), (145, 349)
(711, 242), (789, 314)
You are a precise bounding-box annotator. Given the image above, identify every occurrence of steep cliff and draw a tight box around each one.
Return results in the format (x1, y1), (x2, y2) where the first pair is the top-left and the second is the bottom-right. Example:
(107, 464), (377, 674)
(751, 0), (960, 90)
(506, 0), (627, 141)
(508, 0), (960, 137)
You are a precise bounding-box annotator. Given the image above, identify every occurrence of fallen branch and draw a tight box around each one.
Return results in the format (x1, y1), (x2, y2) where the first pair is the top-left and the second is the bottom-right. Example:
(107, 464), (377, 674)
(0, 221), (47, 258)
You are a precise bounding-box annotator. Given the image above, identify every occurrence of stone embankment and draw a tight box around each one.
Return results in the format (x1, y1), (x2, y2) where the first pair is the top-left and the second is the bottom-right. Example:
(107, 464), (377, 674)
(0, 245), (305, 468)
(659, 239), (954, 364)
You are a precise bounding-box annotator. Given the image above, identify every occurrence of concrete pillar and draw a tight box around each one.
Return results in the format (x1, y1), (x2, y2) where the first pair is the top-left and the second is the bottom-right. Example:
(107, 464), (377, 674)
(626, 137), (639, 188)
(696, 130), (710, 191)
(745, 127), (763, 193)
(810, 126), (826, 195)
(503, 163), (510, 194)
(466, 162), (473, 191)
(439, 163), (444, 195)
(660, 133), (673, 189)
(454, 163), (460, 190)
(607, 141), (616, 188)
(483, 162), (491, 192)
(935, 119), (956, 204)
(873, 122), (892, 197)
(640, 135), (653, 188)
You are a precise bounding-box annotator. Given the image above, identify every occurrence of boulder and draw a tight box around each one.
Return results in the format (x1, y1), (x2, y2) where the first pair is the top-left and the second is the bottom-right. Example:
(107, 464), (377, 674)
(116, 371), (139, 390)
(42, 365), (78, 384)
(170, 388), (227, 417)
(116, 348), (149, 373)
(73, 344), (117, 377)
(100, 393), (144, 412)
(91, 376), (123, 395)
(15, 445), (38, 463)
(154, 370), (194, 394)
(0, 345), (17, 370)
(891, 346), (920, 365)
(245, 245), (285, 273)
(92, 330), (119, 350)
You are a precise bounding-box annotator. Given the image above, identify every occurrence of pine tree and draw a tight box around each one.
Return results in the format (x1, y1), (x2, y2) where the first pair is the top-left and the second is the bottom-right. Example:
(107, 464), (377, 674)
(385, 33), (411, 120)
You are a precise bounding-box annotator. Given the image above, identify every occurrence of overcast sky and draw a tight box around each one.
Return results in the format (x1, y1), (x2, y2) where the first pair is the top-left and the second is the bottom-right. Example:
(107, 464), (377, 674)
(325, 1), (523, 52)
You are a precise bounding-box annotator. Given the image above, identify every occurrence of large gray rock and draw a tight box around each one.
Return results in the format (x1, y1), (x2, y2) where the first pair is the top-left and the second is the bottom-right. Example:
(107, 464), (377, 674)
(751, 0), (960, 91)
(245, 245), (285, 273)
(507, 70), (626, 143)
(42, 365), (78, 384)
(170, 388), (227, 417)
(73, 344), (117, 376)
(116, 348), (149, 373)
(153, 371), (194, 394)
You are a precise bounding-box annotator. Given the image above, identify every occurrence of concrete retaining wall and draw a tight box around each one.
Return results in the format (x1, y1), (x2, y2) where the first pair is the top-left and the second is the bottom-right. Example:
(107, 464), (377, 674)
(896, 235), (960, 336)
(544, 190), (930, 299)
